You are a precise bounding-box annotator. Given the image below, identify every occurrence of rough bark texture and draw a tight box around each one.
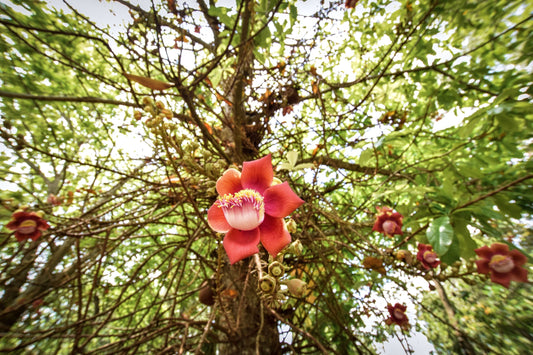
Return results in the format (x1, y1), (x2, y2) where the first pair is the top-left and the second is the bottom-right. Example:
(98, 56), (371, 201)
(217, 260), (281, 355)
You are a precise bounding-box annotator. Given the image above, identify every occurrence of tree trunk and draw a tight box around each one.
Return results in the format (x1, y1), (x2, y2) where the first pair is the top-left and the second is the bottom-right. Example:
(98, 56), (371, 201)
(217, 259), (281, 355)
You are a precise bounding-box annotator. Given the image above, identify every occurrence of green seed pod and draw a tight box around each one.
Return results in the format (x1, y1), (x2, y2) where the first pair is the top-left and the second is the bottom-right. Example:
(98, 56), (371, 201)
(268, 261), (285, 278)
(259, 275), (277, 294)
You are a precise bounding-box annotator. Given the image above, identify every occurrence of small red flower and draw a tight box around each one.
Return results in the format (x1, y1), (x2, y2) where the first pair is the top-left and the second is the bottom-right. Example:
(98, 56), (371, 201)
(385, 303), (409, 329)
(475, 243), (528, 288)
(417, 243), (441, 269)
(6, 210), (50, 242)
(372, 206), (403, 237)
(207, 155), (304, 264)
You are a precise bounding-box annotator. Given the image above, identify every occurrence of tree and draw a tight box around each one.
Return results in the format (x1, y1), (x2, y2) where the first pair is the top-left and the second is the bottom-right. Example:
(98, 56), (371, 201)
(0, 0), (531, 353)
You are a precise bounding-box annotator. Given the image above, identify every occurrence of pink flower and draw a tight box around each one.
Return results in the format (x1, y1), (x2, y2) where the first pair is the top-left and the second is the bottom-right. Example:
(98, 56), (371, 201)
(207, 155), (304, 264)
(417, 243), (441, 269)
(385, 303), (409, 329)
(475, 243), (528, 288)
(6, 210), (50, 242)
(372, 206), (403, 237)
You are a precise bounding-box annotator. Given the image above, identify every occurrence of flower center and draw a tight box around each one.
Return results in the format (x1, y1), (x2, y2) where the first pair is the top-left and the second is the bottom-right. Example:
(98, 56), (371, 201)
(218, 189), (265, 231)
(489, 254), (514, 273)
(18, 219), (37, 234)
(382, 220), (397, 235)
(393, 308), (405, 320)
(423, 250), (438, 264)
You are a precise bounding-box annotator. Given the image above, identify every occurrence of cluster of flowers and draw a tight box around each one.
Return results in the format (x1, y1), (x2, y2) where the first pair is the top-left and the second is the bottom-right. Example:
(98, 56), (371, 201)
(205, 156), (528, 329)
(371, 206), (529, 328)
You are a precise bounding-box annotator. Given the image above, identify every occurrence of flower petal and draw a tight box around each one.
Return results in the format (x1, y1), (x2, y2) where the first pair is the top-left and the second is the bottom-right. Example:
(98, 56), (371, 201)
(259, 214), (291, 257)
(491, 243), (509, 255)
(207, 202), (231, 233)
(475, 259), (490, 274)
(474, 245), (493, 260)
(264, 182), (304, 218)
(29, 231), (42, 241)
(216, 168), (242, 196)
(490, 271), (511, 288)
(510, 266), (528, 283)
(509, 249), (528, 267)
(241, 155), (273, 194)
(37, 220), (50, 231)
(223, 228), (260, 264)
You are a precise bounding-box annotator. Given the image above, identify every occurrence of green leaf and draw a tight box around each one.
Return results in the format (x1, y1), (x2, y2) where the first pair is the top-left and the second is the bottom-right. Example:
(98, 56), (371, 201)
(289, 4), (297, 27)
(427, 216), (454, 255)
(358, 148), (373, 166)
(452, 217), (477, 259)
(440, 234), (461, 264)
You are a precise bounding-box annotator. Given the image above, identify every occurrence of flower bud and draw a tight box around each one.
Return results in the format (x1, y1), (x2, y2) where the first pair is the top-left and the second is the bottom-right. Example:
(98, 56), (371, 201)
(259, 275), (277, 294)
(287, 239), (303, 255)
(268, 261), (285, 278)
(155, 100), (165, 109)
(142, 96), (153, 105)
(133, 111), (143, 120)
(285, 279), (307, 298)
(286, 219), (297, 234)
(271, 177), (282, 186)
(143, 105), (153, 113)
(161, 109), (173, 119)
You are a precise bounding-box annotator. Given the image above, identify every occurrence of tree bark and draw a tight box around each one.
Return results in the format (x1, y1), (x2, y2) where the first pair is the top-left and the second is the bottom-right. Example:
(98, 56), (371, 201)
(217, 259), (281, 355)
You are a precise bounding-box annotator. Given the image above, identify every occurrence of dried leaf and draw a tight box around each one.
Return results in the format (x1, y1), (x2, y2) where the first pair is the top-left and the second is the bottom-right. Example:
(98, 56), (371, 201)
(311, 80), (319, 95)
(204, 122), (213, 134)
(167, 0), (177, 14)
(124, 73), (174, 91)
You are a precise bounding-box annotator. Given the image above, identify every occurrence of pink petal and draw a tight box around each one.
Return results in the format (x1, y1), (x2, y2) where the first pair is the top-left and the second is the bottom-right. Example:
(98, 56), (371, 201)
(207, 202), (231, 233)
(509, 249), (528, 267)
(216, 168), (242, 196)
(264, 182), (304, 218)
(241, 155), (273, 194)
(259, 214), (291, 257)
(510, 267), (528, 283)
(490, 271), (511, 288)
(223, 228), (260, 264)
(475, 259), (490, 274)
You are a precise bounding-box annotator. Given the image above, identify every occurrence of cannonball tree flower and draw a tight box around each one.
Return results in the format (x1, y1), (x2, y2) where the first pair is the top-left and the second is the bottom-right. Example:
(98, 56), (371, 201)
(474, 243), (528, 288)
(6, 210), (50, 242)
(417, 243), (441, 269)
(372, 206), (403, 237)
(207, 155), (304, 264)
(385, 303), (409, 329)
